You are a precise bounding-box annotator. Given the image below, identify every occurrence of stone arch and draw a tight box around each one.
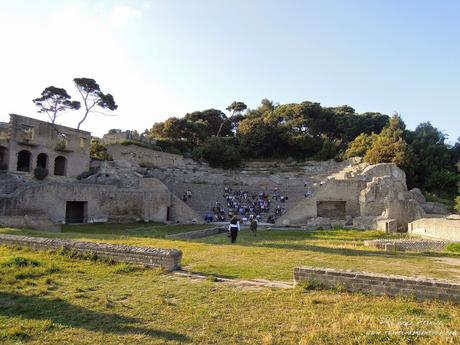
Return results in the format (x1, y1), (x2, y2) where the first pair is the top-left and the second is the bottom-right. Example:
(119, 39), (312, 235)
(17, 150), (31, 172)
(54, 155), (67, 176)
(36, 153), (48, 169)
(0, 145), (8, 170)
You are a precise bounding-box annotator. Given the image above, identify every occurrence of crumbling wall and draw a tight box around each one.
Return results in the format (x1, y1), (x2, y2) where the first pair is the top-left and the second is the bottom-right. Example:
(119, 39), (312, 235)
(276, 179), (365, 226)
(294, 267), (460, 303)
(0, 181), (170, 224)
(6, 114), (91, 178)
(0, 234), (182, 271)
(107, 144), (193, 169)
(0, 215), (61, 232)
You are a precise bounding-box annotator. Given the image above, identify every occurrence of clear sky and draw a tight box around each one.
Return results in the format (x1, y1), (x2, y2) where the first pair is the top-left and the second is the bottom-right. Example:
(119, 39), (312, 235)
(0, 0), (459, 142)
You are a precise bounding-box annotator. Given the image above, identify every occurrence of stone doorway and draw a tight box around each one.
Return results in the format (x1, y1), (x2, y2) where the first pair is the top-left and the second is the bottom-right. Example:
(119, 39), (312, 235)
(317, 201), (346, 219)
(65, 201), (88, 223)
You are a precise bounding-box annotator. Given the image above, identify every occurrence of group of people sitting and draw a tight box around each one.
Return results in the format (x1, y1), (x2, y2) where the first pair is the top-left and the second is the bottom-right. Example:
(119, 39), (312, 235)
(204, 186), (288, 223)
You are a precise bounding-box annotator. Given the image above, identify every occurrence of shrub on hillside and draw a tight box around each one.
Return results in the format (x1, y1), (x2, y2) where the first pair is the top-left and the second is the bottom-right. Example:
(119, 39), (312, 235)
(33, 167), (48, 180)
(364, 115), (408, 166)
(90, 139), (112, 161)
(344, 132), (377, 159)
(455, 196), (460, 213)
(202, 137), (241, 169)
(314, 137), (342, 161)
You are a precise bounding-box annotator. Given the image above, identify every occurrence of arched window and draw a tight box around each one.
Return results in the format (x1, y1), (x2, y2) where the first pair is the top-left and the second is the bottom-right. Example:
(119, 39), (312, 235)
(0, 146), (8, 170)
(54, 156), (67, 176)
(17, 150), (31, 172)
(36, 153), (48, 169)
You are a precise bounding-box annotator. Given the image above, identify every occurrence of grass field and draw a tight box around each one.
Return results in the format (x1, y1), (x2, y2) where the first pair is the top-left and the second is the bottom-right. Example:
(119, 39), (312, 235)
(1, 224), (459, 281)
(0, 224), (459, 344)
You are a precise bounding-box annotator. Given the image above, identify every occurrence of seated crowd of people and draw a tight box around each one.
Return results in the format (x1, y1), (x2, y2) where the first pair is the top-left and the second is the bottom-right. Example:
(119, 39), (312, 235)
(204, 186), (288, 224)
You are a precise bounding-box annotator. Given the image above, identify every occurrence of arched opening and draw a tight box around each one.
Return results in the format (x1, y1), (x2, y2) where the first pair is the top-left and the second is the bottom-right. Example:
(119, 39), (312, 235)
(36, 153), (48, 169)
(0, 146), (8, 170)
(54, 156), (67, 176)
(17, 150), (31, 172)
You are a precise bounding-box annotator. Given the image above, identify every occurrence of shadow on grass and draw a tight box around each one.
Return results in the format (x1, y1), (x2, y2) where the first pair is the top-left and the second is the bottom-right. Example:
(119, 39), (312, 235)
(0, 292), (188, 341)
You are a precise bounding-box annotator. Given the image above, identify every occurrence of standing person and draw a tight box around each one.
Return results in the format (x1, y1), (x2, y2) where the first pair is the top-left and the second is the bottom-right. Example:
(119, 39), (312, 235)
(249, 217), (258, 237)
(228, 215), (240, 243)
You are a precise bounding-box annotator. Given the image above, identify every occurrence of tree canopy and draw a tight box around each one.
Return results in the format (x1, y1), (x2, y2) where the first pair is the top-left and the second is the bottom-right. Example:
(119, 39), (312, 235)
(73, 78), (118, 129)
(33, 86), (80, 124)
(147, 99), (459, 205)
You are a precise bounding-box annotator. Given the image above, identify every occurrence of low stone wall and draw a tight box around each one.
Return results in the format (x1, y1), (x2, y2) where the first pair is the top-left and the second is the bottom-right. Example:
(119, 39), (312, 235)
(167, 227), (227, 239)
(409, 218), (460, 241)
(0, 234), (182, 271)
(294, 267), (460, 303)
(364, 239), (451, 252)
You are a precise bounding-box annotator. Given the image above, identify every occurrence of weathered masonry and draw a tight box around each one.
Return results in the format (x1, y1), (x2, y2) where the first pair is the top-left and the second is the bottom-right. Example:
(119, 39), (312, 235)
(294, 267), (460, 303)
(0, 234), (182, 271)
(0, 114), (91, 178)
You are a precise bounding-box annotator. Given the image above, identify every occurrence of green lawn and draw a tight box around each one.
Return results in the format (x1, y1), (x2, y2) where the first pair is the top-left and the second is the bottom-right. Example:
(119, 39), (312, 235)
(1, 224), (460, 344)
(0, 245), (459, 344)
(0, 225), (458, 281)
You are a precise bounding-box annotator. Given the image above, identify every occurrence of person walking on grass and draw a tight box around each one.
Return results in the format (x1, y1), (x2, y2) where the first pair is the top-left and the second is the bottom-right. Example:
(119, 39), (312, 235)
(249, 216), (258, 237)
(228, 215), (240, 243)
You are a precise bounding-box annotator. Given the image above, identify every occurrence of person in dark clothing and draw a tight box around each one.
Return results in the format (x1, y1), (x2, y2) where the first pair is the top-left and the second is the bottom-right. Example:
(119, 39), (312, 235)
(249, 217), (258, 236)
(228, 216), (240, 243)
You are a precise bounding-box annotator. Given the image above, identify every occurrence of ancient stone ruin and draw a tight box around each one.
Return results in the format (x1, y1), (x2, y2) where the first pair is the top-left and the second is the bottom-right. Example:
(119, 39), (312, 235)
(0, 114), (456, 235)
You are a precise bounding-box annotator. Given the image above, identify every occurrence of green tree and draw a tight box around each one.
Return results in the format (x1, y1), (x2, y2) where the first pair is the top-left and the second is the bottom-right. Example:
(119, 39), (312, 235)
(184, 109), (231, 138)
(73, 78), (118, 129)
(364, 114), (408, 166)
(405, 122), (454, 193)
(226, 101), (247, 116)
(33, 86), (80, 124)
(202, 137), (241, 168)
(344, 132), (378, 159)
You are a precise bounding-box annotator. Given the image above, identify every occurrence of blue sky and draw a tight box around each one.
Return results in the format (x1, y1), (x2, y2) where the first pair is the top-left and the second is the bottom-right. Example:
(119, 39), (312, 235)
(0, 0), (459, 142)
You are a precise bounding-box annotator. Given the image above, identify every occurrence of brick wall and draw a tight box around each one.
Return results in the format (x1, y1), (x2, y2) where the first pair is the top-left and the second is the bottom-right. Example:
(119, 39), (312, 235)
(294, 267), (460, 303)
(0, 234), (182, 271)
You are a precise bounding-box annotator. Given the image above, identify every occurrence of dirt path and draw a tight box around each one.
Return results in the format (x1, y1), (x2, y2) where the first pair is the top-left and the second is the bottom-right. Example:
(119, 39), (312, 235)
(173, 270), (293, 290)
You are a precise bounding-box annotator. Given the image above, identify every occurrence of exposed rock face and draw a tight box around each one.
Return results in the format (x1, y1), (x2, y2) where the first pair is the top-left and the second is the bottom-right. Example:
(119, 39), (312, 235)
(359, 174), (426, 230)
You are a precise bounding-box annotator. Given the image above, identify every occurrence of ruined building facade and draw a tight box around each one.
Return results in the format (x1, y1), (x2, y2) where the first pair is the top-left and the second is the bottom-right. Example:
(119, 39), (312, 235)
(0, 114), (91, 178)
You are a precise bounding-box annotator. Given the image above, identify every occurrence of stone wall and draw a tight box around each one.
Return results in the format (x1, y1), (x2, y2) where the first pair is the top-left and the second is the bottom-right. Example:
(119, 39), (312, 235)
(0, 234), (182, 271)
(0, 215), (61, 232)
(409, 218), (460, 241)
(277, 179), (366, 225)
(294, 267), (460, 303)
(107, 144), (192, 169)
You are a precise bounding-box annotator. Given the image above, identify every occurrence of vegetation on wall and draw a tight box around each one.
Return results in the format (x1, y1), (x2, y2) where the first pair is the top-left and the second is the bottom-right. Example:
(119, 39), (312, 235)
(90, 139), (111, 161)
